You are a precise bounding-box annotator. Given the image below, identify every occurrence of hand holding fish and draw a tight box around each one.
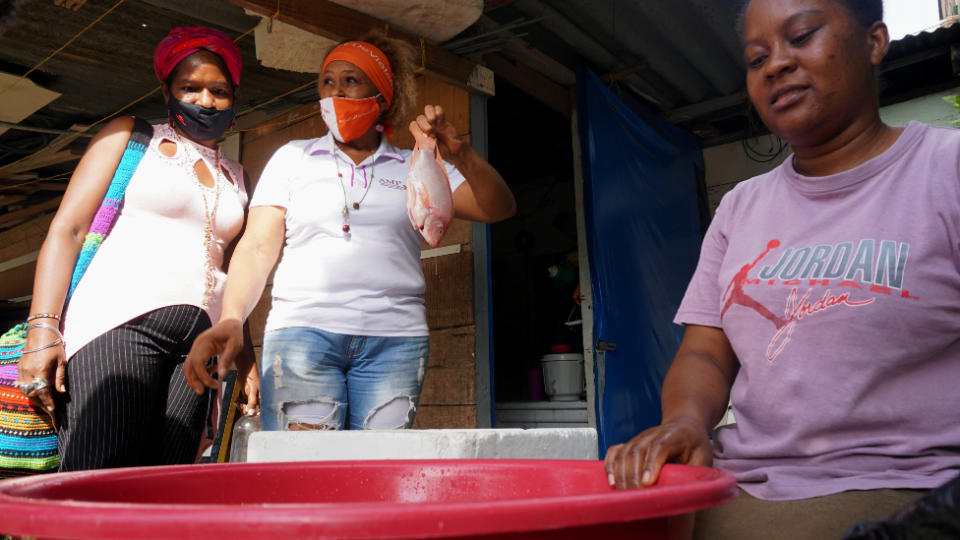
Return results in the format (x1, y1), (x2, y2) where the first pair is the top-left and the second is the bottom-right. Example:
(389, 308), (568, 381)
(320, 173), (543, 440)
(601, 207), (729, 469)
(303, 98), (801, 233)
(406, 106), (455, 247)
(411, 104), (466, 164)
(407, 104), (517, 229)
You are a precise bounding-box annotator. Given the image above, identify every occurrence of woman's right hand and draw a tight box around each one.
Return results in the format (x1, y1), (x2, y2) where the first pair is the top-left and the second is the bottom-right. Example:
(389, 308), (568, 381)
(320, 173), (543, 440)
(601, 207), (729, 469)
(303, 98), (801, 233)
(17, 331), (67, 416)
(183, 318), (244, 395)
(605, 325), (736, 490)
(238, 363), (260, 416)
(603, 417), (713, 490)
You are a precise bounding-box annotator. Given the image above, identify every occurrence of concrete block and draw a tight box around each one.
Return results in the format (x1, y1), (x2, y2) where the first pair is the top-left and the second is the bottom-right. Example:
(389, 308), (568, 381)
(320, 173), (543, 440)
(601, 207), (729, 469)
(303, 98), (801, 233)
(245, 428), (598, 463)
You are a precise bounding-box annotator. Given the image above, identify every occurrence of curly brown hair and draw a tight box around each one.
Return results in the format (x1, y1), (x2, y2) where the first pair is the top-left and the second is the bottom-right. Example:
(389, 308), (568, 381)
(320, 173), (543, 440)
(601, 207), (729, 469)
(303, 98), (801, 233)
(321, 29), (418, 134)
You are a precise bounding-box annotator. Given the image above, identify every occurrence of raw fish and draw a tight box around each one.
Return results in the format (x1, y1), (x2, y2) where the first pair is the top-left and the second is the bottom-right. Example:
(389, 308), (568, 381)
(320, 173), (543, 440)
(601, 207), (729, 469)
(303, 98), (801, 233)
(406, 125), (454, 247)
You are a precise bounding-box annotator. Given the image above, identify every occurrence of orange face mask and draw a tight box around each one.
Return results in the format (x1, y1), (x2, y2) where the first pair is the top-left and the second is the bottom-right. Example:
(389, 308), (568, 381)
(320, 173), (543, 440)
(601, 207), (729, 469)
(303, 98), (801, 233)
(320, 95), (381, 142)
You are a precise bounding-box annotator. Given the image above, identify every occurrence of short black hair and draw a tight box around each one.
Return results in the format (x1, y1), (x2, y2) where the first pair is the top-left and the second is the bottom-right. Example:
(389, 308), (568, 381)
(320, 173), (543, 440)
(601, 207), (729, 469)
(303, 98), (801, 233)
(737, 0), (884, 38)
(835, 0), (884, 28)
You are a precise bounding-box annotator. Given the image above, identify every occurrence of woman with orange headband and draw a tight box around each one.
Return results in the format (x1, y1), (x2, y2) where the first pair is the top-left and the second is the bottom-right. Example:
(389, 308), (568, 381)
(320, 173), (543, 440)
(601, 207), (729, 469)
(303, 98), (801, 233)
(185, 30), (516, 431)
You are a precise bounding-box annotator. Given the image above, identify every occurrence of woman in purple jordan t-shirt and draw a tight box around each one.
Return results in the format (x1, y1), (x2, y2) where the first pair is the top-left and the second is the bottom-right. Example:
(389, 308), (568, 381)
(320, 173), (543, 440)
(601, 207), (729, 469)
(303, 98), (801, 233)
(605, 0), (960, 538)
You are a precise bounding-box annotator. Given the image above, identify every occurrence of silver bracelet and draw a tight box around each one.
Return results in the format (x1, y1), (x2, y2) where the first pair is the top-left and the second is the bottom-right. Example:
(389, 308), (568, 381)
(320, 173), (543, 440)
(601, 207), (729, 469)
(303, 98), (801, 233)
(23, 322), (65, 355)
(20, 337), (64, 355)
(26, 322), (64, 341)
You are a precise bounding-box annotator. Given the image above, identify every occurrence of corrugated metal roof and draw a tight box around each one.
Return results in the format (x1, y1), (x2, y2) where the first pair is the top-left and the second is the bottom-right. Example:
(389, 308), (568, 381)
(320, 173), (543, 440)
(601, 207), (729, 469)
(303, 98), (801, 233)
(881, 22), (960, 105)
(890, 20), (960, 53)
(479, 1), (960, 144)
(479, 0), (748, 136)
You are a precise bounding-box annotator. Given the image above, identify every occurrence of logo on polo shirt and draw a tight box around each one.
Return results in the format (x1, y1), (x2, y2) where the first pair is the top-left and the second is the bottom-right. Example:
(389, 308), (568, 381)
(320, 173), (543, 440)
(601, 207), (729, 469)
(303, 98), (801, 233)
(379, 178), (406, 190)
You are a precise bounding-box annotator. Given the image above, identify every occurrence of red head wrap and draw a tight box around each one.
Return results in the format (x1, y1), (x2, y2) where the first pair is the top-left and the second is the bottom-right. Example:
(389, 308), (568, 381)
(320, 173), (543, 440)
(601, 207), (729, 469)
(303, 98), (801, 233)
(322, 41), (394, 107)
(154, 26), (242, 87)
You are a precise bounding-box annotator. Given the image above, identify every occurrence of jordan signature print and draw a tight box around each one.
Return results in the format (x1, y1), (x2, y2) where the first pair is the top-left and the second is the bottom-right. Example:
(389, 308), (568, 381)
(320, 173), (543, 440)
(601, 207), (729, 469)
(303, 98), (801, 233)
(721, 239), (918, 361)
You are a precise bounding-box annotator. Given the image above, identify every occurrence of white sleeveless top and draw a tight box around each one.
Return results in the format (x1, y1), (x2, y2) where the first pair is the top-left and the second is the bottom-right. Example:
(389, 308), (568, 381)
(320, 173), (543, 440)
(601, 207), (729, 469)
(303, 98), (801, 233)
(62, 123), (248, 359)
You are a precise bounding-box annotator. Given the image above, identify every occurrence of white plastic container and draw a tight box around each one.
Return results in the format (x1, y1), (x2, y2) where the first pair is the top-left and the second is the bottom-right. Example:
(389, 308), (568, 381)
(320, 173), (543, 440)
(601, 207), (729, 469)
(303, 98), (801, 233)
(540, 353), (584, 401)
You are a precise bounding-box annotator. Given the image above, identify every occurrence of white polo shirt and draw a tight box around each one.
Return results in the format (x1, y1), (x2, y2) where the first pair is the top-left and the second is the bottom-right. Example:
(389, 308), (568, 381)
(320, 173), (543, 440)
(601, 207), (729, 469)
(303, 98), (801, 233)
(250, 133), (465, 337)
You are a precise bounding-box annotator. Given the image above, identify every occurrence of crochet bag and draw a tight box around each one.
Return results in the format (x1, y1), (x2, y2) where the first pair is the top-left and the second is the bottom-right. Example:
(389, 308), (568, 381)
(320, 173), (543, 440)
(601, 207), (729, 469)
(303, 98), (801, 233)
(0, 117), (152, 478)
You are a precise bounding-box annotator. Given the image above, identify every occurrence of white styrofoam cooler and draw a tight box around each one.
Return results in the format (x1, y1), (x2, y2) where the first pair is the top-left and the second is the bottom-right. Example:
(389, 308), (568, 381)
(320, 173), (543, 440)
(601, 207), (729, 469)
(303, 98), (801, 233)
(245, 428), (598, 463)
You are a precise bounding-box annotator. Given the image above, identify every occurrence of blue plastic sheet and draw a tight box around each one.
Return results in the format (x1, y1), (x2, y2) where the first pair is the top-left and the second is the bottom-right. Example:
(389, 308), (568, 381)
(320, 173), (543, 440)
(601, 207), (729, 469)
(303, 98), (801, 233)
(577, 69), (704, 454)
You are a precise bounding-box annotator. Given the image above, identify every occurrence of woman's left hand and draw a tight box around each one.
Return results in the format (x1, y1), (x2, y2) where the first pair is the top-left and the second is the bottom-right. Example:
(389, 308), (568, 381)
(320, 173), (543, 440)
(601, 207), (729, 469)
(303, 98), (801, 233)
(410, 105), (517, 223)
(412, 104), (466, 162)
(410, 104), (516, 223)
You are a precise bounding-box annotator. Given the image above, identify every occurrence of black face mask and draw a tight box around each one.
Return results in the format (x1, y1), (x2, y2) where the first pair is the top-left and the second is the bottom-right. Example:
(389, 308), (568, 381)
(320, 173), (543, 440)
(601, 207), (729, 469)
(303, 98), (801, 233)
(167, 97), (235, 140)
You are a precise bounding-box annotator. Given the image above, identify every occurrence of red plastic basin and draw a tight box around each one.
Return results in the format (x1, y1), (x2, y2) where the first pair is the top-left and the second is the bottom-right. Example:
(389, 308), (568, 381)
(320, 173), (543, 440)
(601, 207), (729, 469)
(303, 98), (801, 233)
(0, 460), (736, 539)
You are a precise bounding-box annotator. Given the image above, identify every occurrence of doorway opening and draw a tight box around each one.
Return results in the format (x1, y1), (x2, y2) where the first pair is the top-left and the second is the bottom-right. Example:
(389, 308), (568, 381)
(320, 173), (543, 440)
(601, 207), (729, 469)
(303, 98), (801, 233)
(486, 78), (588, 428)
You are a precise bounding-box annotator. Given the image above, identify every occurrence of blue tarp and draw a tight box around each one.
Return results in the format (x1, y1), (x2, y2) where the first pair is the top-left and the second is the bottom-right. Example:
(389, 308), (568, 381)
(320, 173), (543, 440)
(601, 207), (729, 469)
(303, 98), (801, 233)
(577, 69), (705, 454)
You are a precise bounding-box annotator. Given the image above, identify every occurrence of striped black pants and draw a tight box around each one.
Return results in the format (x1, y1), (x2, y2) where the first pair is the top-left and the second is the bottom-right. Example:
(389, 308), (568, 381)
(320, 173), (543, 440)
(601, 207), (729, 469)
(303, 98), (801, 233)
(55, 304), (211, 471)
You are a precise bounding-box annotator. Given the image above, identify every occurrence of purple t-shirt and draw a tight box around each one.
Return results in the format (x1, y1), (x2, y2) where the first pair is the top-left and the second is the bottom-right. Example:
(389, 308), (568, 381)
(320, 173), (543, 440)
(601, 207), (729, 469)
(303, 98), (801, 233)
(676, 121), (960, 501)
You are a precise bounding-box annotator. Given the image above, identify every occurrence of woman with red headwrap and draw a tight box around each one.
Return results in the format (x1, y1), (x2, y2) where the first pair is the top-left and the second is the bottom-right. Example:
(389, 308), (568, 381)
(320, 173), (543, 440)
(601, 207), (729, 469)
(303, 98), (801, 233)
(18, 26), (256, 470)
(185, 30), (516, 432)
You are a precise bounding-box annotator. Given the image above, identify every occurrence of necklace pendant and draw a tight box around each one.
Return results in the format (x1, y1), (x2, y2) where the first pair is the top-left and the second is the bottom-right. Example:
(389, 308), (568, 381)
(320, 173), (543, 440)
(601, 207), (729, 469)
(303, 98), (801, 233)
(353, 202), (360, 210)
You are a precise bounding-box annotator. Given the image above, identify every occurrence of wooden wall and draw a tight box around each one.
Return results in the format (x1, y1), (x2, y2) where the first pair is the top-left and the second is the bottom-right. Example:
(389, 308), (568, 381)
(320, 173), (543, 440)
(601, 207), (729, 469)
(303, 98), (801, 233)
(239, 75), (479, 428)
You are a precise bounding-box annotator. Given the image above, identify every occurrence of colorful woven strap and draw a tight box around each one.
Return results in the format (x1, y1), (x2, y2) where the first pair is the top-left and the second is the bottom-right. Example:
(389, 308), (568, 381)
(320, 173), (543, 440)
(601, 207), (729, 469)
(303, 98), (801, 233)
(66, 117), (153, 302)
(0, 323), (26, 348)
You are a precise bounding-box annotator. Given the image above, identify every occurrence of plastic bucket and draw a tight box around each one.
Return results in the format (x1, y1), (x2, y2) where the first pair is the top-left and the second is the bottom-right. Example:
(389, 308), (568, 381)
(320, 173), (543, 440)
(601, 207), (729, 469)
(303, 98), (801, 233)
(0, 461), (736, 539)
(541, 353), (584, 401)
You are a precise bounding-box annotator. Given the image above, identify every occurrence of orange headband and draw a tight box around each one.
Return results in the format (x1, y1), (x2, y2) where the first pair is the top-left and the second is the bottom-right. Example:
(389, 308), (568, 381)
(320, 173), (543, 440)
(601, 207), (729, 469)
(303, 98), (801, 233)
(322, 41), (394, 107)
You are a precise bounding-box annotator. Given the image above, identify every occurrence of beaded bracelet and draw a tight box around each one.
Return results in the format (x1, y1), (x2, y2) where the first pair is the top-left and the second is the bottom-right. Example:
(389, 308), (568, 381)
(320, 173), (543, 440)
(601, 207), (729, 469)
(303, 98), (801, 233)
(26, 313), (61, 322)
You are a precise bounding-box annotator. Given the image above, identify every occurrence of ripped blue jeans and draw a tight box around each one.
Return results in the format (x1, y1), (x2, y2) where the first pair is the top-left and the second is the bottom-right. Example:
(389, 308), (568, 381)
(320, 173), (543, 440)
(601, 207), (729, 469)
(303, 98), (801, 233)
(259, 327), (428, 431)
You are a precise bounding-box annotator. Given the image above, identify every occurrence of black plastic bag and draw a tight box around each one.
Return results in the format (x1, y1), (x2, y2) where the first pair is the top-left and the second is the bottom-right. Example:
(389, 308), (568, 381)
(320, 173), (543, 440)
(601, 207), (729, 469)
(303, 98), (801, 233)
(844, 474), (960, 540)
